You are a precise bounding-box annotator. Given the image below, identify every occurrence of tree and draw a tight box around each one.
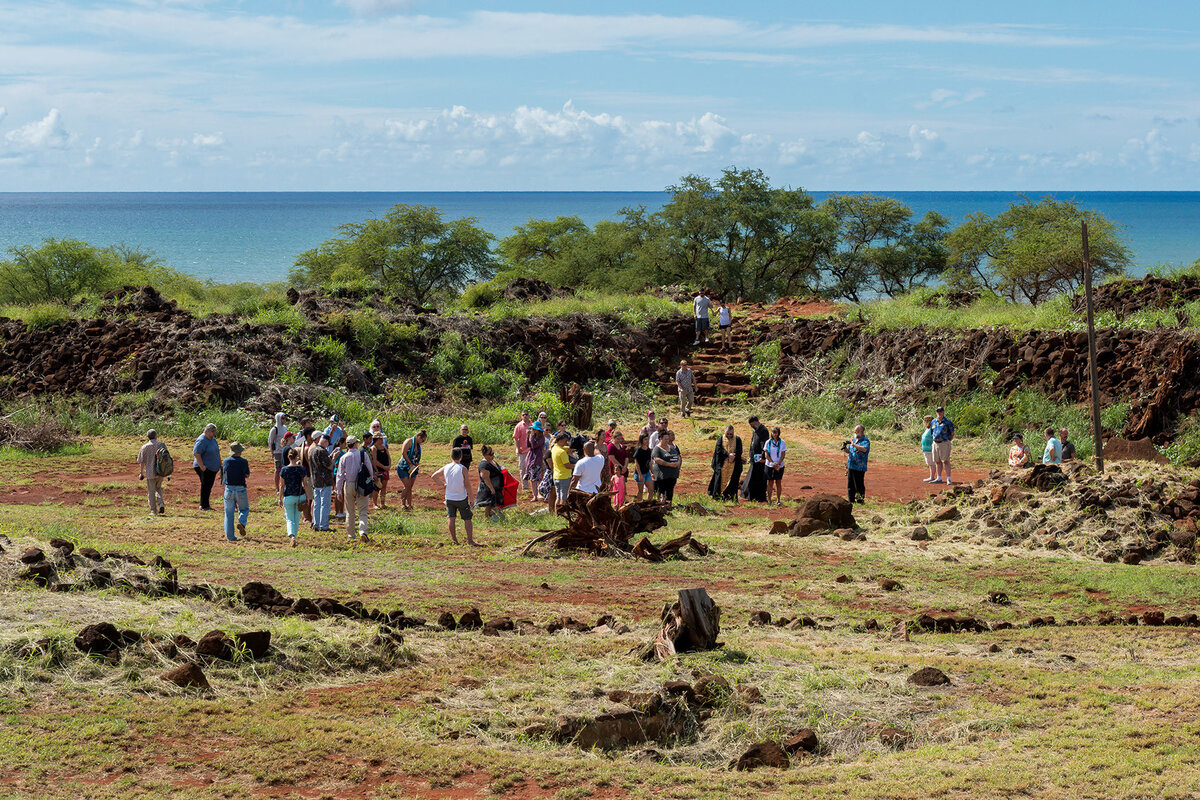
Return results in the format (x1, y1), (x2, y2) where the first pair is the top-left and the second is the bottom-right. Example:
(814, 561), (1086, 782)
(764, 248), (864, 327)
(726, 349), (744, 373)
(0, 239), (112, 305)
(818, 196), (947, 301)
(945, 197), (1130, 303)
(292, 204), (495, 305)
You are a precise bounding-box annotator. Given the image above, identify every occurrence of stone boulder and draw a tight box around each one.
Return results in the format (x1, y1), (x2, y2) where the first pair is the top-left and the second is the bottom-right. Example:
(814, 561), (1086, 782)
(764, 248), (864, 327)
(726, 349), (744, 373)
(793, 494), (856, 531)
(75, 622), (124, 655)
(733, 741), (790, 771)
(160, 663), (211, 690)
(908, 666), (951, 687)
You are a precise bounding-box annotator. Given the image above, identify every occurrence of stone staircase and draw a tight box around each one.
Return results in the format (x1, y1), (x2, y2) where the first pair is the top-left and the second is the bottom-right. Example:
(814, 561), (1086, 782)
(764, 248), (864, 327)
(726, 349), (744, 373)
(656, 322), (762, 410)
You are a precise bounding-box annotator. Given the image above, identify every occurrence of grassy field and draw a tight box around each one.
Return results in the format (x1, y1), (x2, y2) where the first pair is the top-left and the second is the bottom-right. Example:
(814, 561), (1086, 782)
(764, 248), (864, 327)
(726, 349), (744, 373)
(2, 412), (1200, 799)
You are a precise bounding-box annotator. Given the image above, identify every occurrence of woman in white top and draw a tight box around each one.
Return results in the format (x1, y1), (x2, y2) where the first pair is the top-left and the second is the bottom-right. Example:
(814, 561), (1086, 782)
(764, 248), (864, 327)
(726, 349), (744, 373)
(717, 302), (733, 351)
(764, 426), (787, 506)
(431, 446), (482, 547)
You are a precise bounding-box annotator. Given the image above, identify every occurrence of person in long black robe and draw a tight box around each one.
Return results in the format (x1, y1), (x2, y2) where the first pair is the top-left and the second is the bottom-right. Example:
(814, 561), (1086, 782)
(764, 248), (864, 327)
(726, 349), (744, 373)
(707, 428), (743, 502)
(740, 418), (769, 502)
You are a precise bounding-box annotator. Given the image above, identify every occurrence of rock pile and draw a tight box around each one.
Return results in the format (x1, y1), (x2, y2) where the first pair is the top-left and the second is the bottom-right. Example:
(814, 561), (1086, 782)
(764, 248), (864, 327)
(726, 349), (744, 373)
(775, 493), (858, 537)
(1074, 273), (1200, 319)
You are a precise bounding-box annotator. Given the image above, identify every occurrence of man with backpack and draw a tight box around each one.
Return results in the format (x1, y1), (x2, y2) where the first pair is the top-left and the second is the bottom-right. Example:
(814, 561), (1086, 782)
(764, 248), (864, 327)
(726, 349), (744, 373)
(137, 429), (170, 516)
(335, 434), (374, 543)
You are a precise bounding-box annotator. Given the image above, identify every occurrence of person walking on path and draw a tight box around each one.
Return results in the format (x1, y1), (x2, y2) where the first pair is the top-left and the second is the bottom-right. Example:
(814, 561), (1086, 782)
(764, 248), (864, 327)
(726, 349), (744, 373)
(513, 410), (532, 491)
(137, 429), (167, 516)
(452, 424), (474, 470)
(192, 423), (222, 511)
(369, 420), (392, 509)
(1042, 427), (1063, 465)
(550, 431), (573, 512)
(432, 447), (482, 546)
(1008, 433), (1032, 469)
(930, 406), (955, 485)
(707, 425), (743, 503)
(335, 435), (373, 542)
(570, 441), (606, 496)
(920, 415), (936, 483)
(268, 412), (287, 492)
(221, 441), (250, 542)
(474, 445), (507, 522)
(717, 300), (733, 351)
(675, 360), (696, 419)
(741, 416), (769, 502)
(277, 448), (308, 548)
(692, 288), (712, 346)
(1059, 428), (1076, 462)
(764, 426), (787, 506)
(651, 430), (682, 503)
(524, 420), (547, 501)
(310, 433), (334, 531)
(846, 425), (870, 504)
(632, 432), (655, 501)
(324, 415), (346, 452)
(396, 430), (426, 512)
(607, 430), (630, 506)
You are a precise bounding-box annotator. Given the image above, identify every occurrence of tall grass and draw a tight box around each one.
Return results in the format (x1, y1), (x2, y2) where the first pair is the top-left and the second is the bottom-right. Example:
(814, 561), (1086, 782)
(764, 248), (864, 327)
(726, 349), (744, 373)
(481, 290), (689, 326)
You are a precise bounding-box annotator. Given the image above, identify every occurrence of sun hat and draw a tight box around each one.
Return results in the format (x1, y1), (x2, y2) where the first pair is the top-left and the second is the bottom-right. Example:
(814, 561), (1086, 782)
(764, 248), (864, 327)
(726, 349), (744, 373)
(531, 421), (544, 432)
(345, 435), (358, 446)
(230, 441), (244, 454)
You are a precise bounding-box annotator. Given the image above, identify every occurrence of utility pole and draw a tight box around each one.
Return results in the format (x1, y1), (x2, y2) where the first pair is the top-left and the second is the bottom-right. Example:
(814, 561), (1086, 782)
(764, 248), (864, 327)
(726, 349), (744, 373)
(1082, 221), (1105, 473)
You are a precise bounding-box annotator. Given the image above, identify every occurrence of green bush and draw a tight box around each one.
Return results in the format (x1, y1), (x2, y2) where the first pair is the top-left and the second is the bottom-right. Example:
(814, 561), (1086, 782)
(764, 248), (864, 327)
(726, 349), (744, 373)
(748, 341), (781, 389)
(461, 281), (501, 309)
(310, 335), (347, 364)
(22, 304), (72, 330)
(250, 302), (307, 335)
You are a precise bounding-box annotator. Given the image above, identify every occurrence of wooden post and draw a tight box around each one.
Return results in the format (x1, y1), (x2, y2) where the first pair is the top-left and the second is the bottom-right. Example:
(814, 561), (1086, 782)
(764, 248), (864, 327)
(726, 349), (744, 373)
(1082, 222), (1105, 473)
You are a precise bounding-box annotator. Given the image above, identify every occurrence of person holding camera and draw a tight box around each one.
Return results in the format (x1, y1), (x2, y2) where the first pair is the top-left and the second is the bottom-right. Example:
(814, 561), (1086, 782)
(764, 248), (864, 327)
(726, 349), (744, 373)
(930, 406), (955, 485)
(845, 424), (870, 504)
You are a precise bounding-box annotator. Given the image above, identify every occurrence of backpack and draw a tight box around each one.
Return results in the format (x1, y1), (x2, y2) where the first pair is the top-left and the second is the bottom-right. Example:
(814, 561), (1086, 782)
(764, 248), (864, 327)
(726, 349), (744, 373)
(355, 451), (376, 496)
(153, 444), (174, 478)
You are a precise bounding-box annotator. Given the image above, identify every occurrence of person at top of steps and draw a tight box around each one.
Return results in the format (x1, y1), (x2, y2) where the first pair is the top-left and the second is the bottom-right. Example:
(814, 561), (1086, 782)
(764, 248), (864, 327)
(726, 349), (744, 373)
(693, 288), (712, 345)
(717, 300), (732, 351)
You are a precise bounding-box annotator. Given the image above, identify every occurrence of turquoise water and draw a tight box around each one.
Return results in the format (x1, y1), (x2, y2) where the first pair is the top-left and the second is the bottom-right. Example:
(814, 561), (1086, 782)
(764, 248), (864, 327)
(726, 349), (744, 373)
(0, 191), (1196, 284)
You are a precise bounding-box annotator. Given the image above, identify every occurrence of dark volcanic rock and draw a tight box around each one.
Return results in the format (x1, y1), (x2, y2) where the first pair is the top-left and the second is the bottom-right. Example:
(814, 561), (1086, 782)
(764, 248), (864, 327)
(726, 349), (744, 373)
(908, 667), (952, 687)
(75, 623), (124, 655)
(160, 662), (211, 690)
(733, 741), (790, 771)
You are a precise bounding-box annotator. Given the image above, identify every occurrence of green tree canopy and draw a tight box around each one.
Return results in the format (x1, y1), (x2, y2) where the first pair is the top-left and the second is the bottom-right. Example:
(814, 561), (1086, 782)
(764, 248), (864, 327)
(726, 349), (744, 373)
(0, 238), (170, 306)
(945, 197), (1130, 303)
(292, 204), (496, 306)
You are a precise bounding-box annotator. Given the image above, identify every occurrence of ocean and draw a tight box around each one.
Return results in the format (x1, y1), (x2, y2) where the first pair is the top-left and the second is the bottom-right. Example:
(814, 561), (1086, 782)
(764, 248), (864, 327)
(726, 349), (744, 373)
(0, 191), (1196, 285)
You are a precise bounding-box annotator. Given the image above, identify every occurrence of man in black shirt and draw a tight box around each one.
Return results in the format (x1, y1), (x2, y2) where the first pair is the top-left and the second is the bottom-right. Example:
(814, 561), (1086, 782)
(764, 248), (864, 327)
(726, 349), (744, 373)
(452, 424), (474, 469)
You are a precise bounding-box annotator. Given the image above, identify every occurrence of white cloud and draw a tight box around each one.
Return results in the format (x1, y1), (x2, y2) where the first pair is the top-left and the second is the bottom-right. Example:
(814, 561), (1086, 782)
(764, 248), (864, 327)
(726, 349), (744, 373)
(4, 108), (70, 150)
(192, 132), (225, 147)
(907, 124), (944, 159)
(335, 0), (413, 16)
(915, 87), (986, 109)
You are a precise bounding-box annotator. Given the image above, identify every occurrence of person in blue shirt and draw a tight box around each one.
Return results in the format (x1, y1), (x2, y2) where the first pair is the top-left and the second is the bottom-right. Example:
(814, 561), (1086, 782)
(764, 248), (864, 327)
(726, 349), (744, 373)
(221, 441), (251, 542)
(930, 406), (956, 485)
(846, 424), (870, 504)
(192, 423), (222, 511)
(324, 415), (346, 452)
(1042, 427), (1063, 465)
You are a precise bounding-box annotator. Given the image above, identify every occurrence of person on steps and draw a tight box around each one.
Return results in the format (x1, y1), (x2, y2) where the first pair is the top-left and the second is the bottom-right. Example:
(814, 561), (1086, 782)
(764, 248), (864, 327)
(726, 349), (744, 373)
(676, 360), (695, 419)
(278, 448), (308, 548)
(137, 429), (167, 516)
(692, 288), (712, 346)
(717, 301), (733, 351)
(221, 441), (250, 542)
(707, 424), (743, 503)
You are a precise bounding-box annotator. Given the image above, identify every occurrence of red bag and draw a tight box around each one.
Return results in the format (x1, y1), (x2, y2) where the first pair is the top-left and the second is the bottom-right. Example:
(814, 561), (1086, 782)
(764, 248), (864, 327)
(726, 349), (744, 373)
(500, 468), (519, 509)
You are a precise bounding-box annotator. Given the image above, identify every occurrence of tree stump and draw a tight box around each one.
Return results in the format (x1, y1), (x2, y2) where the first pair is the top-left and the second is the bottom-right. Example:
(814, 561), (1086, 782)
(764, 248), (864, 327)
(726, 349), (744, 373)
(559, 382), (593, 431)
(646, 588), (721, 661)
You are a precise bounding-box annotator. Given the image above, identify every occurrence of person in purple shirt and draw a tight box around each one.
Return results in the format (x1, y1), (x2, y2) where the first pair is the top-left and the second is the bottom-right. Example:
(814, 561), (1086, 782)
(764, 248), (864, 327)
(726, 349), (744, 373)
(192, 423), (222, 510)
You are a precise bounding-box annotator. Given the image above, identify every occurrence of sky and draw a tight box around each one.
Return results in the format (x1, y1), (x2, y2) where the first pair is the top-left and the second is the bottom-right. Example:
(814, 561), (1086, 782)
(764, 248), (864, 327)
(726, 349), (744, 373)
(0, 1), (1198, 191)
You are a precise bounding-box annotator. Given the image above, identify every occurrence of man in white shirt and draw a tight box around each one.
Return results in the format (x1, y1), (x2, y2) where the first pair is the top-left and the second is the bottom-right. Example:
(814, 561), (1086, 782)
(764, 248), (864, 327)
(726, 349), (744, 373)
(334, 435), (373, 543)
(432, 446), (481, 546)
(569, 441), (606, 495)
(693, 289), (712, 345)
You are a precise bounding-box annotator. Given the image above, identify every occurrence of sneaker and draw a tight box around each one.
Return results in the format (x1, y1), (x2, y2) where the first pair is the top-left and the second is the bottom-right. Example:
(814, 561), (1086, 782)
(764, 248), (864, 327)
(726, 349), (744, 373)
(944, 480), (954, 486)
(922, 478), (934, 483)
(360, 533), (370, 543)
(159, 506), (166, 514)
(237, 522), (246, 536)
(290, 537), (298, 548)
(225, 536), (238, 542)
(692, 340), (700, 346)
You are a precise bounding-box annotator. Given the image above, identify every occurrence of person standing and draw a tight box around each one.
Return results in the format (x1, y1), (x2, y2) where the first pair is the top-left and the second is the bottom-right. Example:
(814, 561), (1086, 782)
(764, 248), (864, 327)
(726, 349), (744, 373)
(299, 428), (316, 524)
(607, 430), (630, 506)
(192, 423), (221, 511)
(137, 429), (167, 516)
(639, 410), (657, 442)
(267, 412), (287, 493)
(1008, 433), (1032, 468)
(310, 433), (334, 531)
(431, 447), (481, 546)
(550, 431), (573, 511)
(474, 445), (506, 522)
(524, 420), (547, 501)
(1042, 427), (1063, 465)
(277, 448), (308, 548)
(221, 441), (250, 542)
(649, 417), (668, 451)
(396, 430), (426, 512)
(452, 424), (474, 471)
(369, 420), (391, 509)
(675, 360), (696, 419)
(513, 410), (532, 491)
(1059, 428), (1076, 462)
(930, 406), (955, 485)
(335, 435), (373, 543)
(692, 288), (712, 346)
(708, 425), (743, 503)
(651, 430), (682, 503)
(570, 441), (606, 496)
(632, 432), (654, 501)
(741, 416), (769, 502)
(920, 415), (936, 483)
(717, 300), (733, 351)
(324, 415), (346, 452)
(764, 426), (787, 506)
(846, 425), (870, 504)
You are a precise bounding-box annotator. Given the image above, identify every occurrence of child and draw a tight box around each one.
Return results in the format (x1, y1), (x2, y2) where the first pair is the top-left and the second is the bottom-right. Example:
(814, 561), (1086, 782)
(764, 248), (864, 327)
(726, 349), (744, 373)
(921, 415), (936, 483)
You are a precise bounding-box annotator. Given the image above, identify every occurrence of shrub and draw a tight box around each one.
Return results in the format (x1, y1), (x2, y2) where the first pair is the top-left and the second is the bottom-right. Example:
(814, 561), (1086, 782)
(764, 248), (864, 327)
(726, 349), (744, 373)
(22, 304), (72, 330)
(250, 302), (307, 335)
(461, 281), (501, 309)
(748, 341), (781, 389)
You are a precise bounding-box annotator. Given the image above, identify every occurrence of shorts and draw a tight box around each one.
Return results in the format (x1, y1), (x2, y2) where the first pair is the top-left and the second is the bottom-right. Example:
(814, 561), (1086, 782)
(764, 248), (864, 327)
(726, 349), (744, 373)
(766, 467), (785, 481)
(634, 470), (652, 485)
(446, 498), (473, 520)
(932, 440), (953, 462)
(554, 478), (572, 500)
(695, 317), (710, 331)
(273, 452), (284, 473)
(719, 323), (731, 330)
(922, 451), (935, 467)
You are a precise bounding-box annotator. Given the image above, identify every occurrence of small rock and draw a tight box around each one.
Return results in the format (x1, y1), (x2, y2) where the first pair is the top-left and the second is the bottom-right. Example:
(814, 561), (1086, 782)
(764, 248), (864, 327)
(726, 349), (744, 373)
(834, 574), (852, 583)
(19, 547), (45, 565)
(160, 662), (211, 690)
(769, 520), (789, 535)
(986, 591), (1010, 605)
(75, 622), (124, 655)
(736, 684), (763, 704)
(782, 728), (818, 754)
(908, 667), (951, 687)
(458, 608), (483, 630)
(733, 741), (790, 771)
(879, 578), (903, 591)
(986, 643), (1001, 653)
(910, 526), (931, 541)
(928, 506), (961, 523)
(48, 538), (74, 555)
(77, 547), (103, 561)
(233, 631), (271, 659)
(748, 610), (771, 627)
(890, 620), (909, 641)
(692, 674), (732, 707)
(195, 630), (234, 660)
(436, 612), (457, 630)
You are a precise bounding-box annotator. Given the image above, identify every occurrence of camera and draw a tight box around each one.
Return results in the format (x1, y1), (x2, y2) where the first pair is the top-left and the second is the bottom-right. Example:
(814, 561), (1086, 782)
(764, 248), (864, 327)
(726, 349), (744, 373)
(840, 441), (851, 453)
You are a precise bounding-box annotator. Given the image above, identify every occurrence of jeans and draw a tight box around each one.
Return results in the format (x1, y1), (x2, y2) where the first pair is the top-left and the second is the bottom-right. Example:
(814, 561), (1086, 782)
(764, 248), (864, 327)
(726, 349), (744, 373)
(312, 486), (332, 530)
(223, 486), (249, 540)
(283, 494), (304, 538)
(196, 466), (217, 509)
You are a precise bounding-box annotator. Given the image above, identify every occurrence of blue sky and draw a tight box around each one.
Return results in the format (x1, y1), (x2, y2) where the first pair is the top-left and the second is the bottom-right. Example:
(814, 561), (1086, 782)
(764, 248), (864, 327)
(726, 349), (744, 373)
(0, 1), (1197, 190)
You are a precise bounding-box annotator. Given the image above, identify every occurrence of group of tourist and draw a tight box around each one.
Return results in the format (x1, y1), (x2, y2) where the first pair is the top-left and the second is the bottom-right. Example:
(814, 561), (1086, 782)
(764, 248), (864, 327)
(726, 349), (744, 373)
(1006, 426), (1077, 468)
(691, 288), (734, 350)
